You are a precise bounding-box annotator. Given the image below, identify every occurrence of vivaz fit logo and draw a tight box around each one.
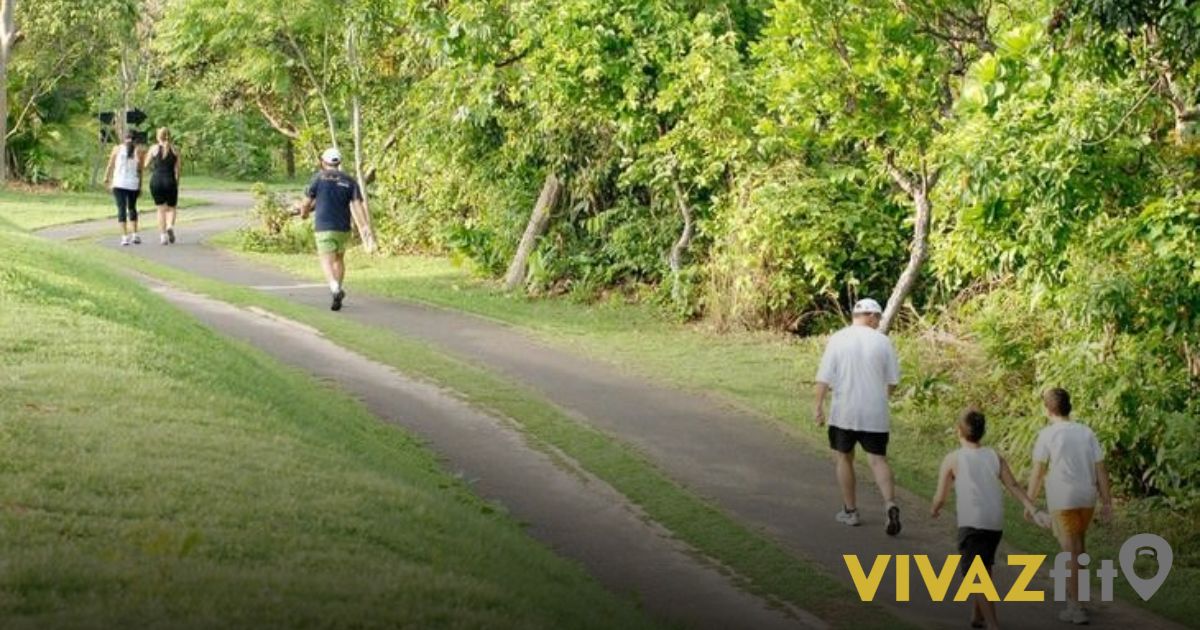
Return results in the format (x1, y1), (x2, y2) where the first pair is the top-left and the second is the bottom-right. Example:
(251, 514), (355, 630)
(843, 534), (1172, 603)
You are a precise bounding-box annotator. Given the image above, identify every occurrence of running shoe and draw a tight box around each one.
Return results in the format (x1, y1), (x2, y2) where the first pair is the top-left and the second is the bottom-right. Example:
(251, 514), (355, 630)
(331, 289), (345, 312)
(120, 236), (130, 246)
(1059, 606), (1089, 625)
(886, 504), (902, 536)
(167, 228), (176, 244)
(160, 233), (169, 245)
(835, 508), (861, 526)
(132, 234), (142, 245)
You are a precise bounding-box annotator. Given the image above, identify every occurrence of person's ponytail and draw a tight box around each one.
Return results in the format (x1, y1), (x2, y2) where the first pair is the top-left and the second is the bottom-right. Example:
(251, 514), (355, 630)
(156, 128), (175, 159)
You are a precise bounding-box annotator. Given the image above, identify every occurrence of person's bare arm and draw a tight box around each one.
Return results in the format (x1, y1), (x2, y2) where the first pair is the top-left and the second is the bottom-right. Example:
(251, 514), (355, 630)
(930, 453), (955, 518)
(350, 198), (378, 252)
(350, 199), (368, 231)
(1095, 460), (1114, 523)
(175, 149), (182, 183)
(1027, 461), (1047, 505)
(813, 382), (829, 426)
(296, 196), (315, 219)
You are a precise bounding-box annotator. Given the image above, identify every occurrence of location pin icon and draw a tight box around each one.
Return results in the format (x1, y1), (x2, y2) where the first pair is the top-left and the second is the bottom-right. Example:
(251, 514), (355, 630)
(1119, 533), (1173, 601)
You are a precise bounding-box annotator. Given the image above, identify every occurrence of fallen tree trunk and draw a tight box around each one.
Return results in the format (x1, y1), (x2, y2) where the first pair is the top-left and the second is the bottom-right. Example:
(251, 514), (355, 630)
(504, 173), (562, 291)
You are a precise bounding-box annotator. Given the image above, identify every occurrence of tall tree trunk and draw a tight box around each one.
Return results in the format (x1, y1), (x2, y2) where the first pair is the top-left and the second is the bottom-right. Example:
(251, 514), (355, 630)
(1146, 26), (1199, 145)
(0, 47), (8, 184)
(504, 173), (562, 291)
(669, 176), (695, 305)
(0, 0), (18, 184)
(345, 20), (375, 252)
(281, 21), (337, 148)
(284, 138), (295, 178)
(880, 152), (939, 334)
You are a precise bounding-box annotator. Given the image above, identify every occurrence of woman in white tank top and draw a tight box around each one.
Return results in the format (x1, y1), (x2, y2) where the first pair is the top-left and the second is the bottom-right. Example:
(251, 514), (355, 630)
(931, 408), (1047, 630)
(104, 130), (145, 246)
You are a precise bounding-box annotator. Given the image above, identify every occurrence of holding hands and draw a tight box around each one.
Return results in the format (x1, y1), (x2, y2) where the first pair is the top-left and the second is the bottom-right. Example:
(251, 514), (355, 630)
(1023, 506), (1053, 529)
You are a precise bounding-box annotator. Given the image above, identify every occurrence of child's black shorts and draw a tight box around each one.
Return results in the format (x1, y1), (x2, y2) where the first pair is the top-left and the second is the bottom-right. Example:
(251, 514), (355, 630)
(827, 425), (889, 456)
(957, 527), (1003, 575)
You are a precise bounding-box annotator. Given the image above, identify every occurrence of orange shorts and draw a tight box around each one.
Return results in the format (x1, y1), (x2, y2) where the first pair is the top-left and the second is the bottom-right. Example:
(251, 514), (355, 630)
(1052, 508), (1095, 538)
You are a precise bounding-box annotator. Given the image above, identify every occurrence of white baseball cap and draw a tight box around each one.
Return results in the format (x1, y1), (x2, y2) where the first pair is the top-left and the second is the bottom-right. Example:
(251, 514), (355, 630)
(852, 298), (883, 315)
(321, 148), (342, 165)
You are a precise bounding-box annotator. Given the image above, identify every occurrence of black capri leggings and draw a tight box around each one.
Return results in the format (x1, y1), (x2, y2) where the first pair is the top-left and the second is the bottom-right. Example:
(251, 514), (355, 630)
(114, 188), (140, 223)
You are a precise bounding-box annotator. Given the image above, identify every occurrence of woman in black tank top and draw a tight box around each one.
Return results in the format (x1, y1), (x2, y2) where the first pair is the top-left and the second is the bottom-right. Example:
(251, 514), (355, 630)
(147, 127), (183, 244)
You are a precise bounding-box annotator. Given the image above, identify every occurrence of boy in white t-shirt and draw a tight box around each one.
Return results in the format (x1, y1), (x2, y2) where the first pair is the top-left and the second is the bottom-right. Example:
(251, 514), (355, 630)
(1026, 388), (1114, 625)
(931, 408), (1047, 630)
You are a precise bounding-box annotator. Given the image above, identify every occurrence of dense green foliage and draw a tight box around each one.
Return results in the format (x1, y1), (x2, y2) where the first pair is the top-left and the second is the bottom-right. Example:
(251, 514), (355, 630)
(3, 0), (284, 184)
(6, 1), (1199, 503)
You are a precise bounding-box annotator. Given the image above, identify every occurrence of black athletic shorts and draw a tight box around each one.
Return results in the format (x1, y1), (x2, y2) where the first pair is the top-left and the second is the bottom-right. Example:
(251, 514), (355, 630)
(150, 177), (179, 207)
(828, 425), (889, 456)
(957, 527), (1003, 575)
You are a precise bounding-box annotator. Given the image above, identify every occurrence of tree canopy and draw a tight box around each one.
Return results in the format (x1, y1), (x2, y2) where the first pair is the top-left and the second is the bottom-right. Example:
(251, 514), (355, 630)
(4, 0), (1199, 504)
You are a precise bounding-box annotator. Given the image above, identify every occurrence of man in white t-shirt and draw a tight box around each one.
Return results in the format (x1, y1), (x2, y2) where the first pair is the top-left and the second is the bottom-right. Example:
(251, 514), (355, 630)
(1027, 388), (1113, 625)
(813, 298), (903, 535)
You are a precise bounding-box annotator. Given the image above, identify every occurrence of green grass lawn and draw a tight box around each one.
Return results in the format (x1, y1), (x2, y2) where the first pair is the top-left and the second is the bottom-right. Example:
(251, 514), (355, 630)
(184, 174), (309, 193)
(0, 222), (659, 629)
(0, 189), (206, 230)
(215, 241), (1199, 625)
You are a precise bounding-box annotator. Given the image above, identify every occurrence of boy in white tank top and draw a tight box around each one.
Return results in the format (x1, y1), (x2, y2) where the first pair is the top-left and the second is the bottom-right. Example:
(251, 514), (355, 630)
(931, 408), (1048, 630)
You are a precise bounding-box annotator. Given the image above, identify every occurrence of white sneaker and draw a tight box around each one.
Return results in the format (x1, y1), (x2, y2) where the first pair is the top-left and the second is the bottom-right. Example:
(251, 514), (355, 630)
(160, 233), (169, 245)
(132, 234), (142, 245)
(1059, 605), (1089, 625)
(835, 508), (861, 526)
(120, 236), (130, 246)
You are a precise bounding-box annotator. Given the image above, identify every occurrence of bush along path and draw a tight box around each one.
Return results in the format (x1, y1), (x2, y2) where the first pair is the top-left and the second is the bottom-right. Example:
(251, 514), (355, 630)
(43, 192), (1187, 630)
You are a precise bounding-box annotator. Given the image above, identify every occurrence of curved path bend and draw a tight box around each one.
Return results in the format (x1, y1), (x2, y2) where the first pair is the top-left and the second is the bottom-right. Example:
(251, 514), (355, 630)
(41, 191), (1185, 630)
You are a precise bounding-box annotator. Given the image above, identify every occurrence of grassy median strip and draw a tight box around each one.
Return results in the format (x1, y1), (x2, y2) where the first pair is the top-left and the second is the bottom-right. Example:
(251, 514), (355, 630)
(0, 223), (657, 628)
(85, 242), (911, 630)
(0, 189), (206, 231)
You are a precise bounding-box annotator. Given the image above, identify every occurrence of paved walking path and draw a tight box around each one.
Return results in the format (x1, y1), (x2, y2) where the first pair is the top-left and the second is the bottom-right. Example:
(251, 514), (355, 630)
(149, 283), (812, 630)
(42, 192), (1184, 630)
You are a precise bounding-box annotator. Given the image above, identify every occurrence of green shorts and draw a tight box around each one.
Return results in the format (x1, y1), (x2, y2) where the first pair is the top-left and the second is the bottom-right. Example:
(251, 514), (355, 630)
(315, 230), (351, 255)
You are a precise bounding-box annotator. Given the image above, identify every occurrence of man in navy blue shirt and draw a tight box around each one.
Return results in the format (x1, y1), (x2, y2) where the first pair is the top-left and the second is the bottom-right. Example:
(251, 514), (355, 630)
(298, 148), (365, 311)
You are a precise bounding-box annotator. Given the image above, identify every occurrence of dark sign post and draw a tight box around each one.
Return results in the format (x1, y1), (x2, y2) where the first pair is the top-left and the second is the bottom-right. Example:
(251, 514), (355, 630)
(92, 112), (116, 187)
